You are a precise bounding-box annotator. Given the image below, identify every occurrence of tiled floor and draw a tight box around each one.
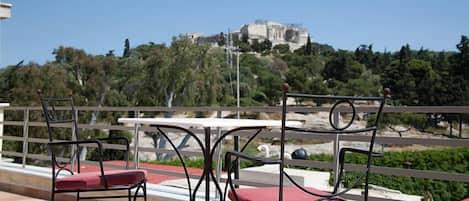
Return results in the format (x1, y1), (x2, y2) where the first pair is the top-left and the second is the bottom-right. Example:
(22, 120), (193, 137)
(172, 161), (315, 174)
(0, 191), (44, 201)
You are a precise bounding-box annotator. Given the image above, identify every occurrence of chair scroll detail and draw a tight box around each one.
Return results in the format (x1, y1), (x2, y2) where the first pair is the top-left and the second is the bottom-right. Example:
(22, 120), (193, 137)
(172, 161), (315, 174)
(224, 84), (389, 201)
(37, 90), (147, 201)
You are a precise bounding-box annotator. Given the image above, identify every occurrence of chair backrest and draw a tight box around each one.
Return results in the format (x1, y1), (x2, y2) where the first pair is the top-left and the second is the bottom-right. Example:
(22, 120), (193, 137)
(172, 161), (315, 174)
(281, 88), (387, 134)
(37, 90), (78, 142)
(279, 83), (388, 193)
(38, 90), (82, 176)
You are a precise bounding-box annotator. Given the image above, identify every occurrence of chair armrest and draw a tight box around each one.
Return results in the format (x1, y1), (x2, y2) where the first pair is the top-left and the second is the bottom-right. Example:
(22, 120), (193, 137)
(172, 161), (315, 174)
(340, 147), (383, 158)
(48, 139), (106, 157)
(97, 137), (130, 150)
(48, 139), (104, 147)
(47, 139), (109, 188)
(97, 136), (129, 144)
(97, 137), (130, 168)
(332, 147), (383, 195)
(224, 151), (280, 171)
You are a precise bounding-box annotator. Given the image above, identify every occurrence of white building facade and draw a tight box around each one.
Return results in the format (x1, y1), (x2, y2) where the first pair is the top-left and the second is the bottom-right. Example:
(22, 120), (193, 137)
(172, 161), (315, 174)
(239, 20), (309, 50)
(185, 20), (310, 51)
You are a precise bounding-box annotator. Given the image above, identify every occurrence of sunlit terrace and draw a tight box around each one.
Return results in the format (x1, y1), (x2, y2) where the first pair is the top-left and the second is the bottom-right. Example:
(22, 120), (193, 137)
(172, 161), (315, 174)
(0, 104), (468, 201)
(2, 0), (469, 201)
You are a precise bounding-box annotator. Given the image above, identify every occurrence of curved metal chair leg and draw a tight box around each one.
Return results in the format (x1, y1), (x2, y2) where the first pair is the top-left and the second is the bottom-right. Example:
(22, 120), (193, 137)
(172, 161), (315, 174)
(133, 181), (146, 201)
(128, 188), (132, 201)
(364, 173), (370, 201)
(133, 185), (140, 201)
(143, 181), (147, 201)
(76, 192), (80, 201)
(51, 191), (55, 201)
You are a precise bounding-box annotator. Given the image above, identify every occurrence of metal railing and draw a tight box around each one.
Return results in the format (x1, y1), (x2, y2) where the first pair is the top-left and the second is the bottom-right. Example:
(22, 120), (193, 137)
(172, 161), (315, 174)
(0, 105), (469, 201)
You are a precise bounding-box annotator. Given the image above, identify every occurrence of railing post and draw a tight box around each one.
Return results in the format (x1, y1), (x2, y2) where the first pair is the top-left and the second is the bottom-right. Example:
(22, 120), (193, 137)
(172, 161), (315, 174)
(133, 110), (140, 169)
(332, 111), (340, 190)
(449, 120), (453, 137)
(71, 109), (78, 172)
(234, 132), (240, 187)
(22, 108), (30, 168)
(215, 110), (223, 199)
(0, 103), (9, 160)
(459, 114), (463, 138)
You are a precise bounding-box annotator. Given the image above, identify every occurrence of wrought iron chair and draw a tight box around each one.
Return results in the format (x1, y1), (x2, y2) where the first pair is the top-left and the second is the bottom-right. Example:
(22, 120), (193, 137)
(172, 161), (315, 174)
(38, 91), (147, 201)
(224, 84), (389, 201)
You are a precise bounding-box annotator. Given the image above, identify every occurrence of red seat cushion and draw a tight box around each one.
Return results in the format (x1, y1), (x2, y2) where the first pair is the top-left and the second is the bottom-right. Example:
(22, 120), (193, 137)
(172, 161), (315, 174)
(55, 169), (147, 190)
(229, 186), (342, 201)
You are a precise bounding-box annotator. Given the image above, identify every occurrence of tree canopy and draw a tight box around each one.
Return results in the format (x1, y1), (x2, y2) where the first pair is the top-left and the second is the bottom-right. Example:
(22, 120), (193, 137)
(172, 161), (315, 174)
(1, 35), (468, 108)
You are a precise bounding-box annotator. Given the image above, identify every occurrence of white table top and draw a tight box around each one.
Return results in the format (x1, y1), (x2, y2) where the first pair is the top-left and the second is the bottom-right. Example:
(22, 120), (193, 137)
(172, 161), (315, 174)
(118, 117), (302, 129)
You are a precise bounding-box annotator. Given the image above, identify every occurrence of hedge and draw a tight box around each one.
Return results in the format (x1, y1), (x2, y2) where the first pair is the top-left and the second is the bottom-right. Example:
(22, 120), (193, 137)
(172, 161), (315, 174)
(308, 147), (469, 201)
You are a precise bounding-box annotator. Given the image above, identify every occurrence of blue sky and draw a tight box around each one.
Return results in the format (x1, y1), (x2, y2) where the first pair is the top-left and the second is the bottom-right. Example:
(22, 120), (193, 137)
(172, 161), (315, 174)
(1, 0), (468, 67)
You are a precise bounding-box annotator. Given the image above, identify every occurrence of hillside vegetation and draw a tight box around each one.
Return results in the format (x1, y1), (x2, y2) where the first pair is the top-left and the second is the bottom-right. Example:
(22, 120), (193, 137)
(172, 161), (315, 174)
(1, 35), (469, 108)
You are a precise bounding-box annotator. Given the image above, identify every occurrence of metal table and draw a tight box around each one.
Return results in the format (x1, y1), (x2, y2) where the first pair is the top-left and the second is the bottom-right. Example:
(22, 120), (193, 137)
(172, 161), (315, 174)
(118, 117), (302, 201)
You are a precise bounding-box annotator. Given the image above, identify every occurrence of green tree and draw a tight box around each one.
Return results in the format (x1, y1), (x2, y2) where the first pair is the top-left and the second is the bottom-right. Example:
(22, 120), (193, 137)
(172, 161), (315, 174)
(340, 69), (381, 96)
(238, 42), (252, 53)
(399, 44), (412, 64)
(311, 42), (335, 56)
(261, 39), (272, 52)
(416, 47), (431, 61)
(284, 54), (328, 95)
(138, 36), (227, 159)
(273, 44), (290, 54)
(217, 32), (226, 47)
(322, 50), (365, 82)
(115, 48), (146, 106)
(432, 51), (450, 72)
(382, 60), (416, 105)
(448, 35), (469, 105)
(139, 36), (223, 107)
(133, 42), (167, 60)
(251, 39), (263, 52)
(354, 44), (373, 66)
(304, 35), (312, 55)
(0, 63), (71, 163)
(407, 59), (441, 105)
(241, 34), (249, 43)
(123, 38), (130, 58)
(238, 54), (268, 100)
(257, 70), (283, 105)
(454, 35), (469, 81)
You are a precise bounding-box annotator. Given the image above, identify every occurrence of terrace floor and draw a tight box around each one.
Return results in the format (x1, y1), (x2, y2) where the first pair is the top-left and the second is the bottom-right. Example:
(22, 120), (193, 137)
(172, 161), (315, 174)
(0, 191), (44, 201)
(0, 160), (426, 201)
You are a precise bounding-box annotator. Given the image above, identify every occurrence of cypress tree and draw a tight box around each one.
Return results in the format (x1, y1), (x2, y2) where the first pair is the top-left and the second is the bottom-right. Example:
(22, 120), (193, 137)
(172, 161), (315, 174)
(304, 35), (312, 55)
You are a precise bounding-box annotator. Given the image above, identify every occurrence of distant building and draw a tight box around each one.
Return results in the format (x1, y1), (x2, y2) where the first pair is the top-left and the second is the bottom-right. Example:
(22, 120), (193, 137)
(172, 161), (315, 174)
(0, 2), (12, 19)
(239, 20), (309, 50)
(185, 20), (310, 51)
(185, 32), (219, 46)
(185, 32), (205, 43)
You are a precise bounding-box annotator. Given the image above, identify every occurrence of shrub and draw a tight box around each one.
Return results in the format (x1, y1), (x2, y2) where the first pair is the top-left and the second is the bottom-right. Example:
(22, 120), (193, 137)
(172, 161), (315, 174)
(308, 147), (469, 201)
